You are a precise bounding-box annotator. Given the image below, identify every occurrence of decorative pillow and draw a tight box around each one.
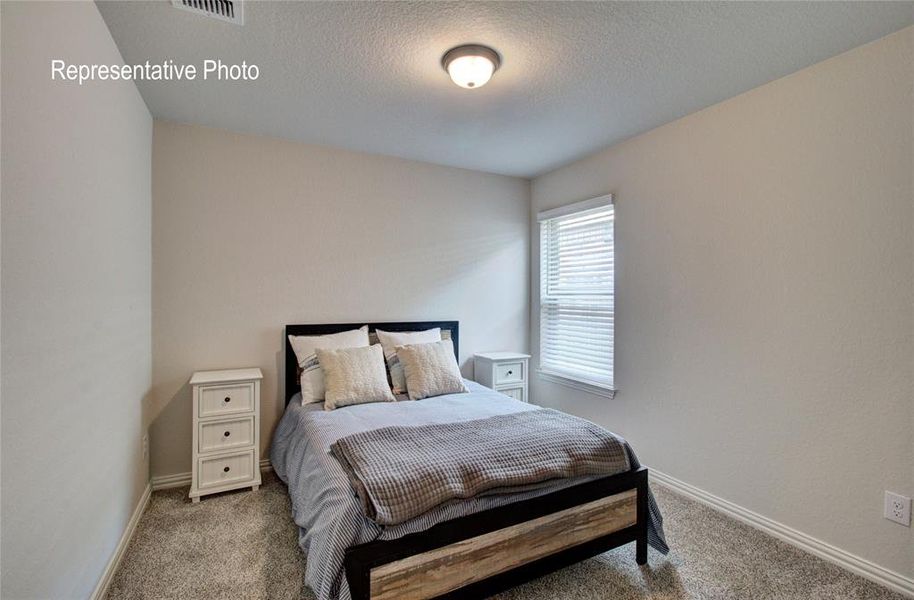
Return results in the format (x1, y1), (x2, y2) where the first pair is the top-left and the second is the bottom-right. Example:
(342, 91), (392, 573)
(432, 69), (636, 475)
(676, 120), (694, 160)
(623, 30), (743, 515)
(396, 339), (468, 401)
(316, 345), (396, 410)
(288, 326), (369, 404)
(376, 328), (441, 394)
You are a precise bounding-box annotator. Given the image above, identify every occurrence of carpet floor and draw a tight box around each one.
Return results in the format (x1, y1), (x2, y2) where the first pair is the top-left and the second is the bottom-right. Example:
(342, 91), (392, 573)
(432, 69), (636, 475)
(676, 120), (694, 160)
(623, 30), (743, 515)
(106, 472), (905, 600)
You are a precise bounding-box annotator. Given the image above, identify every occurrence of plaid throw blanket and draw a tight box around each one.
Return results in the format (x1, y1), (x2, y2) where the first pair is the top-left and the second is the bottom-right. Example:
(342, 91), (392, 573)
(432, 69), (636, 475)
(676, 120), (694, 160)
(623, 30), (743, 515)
(330, 409), (631, 526)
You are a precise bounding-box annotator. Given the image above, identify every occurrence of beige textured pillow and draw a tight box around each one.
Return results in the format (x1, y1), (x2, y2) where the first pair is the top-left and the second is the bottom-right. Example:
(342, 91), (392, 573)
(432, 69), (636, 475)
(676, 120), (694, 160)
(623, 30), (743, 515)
(396, 339), (469, 401)
(316, 345), (396, 410)
(376, 328), (441, 394)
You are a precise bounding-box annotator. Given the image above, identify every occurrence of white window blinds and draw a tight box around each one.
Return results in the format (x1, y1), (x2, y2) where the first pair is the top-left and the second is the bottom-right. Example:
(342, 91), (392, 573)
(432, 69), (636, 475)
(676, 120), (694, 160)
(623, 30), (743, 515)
(538, 196), (614, 390)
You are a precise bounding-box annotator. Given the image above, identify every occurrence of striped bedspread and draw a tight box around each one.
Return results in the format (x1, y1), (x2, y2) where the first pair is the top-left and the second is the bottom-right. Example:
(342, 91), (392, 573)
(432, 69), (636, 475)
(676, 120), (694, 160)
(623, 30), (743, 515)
(271, 381), (668, 600)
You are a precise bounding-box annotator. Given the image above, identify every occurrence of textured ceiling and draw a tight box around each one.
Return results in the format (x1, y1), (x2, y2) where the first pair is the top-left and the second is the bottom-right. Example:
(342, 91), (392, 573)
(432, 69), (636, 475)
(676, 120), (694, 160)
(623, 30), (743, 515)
(96, 1), (914, 177)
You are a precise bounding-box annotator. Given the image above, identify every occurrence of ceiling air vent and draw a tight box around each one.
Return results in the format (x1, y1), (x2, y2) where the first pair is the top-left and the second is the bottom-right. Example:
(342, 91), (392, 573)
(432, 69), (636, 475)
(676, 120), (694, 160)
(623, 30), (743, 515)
(172, 0), (243, 25)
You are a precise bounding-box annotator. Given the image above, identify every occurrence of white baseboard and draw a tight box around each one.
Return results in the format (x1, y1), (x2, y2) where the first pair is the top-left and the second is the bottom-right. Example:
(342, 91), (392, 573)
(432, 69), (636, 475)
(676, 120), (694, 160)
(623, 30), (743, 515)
(90, 482), (152, 600)
(151, 459), (273, 491)
(649, 469), (914, 598)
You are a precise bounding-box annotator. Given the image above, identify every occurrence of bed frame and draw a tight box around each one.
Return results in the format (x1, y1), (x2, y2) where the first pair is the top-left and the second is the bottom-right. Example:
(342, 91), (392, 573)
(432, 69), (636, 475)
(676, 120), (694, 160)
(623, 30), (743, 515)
(284, 321), (649, 600)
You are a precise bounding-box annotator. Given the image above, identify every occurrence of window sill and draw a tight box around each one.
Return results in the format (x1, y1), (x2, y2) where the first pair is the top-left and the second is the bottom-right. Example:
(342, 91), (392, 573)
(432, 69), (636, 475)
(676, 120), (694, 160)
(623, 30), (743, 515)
(536, 370), (616, 399)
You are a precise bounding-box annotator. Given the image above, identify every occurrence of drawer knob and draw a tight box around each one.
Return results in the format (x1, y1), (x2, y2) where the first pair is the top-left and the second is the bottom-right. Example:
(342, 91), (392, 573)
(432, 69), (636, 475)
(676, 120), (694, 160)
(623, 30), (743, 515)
(223, 466), (230, 473)
(224, 396), (231, 403)
(223, 431), (231, 437)
(507, 370), (513, 376)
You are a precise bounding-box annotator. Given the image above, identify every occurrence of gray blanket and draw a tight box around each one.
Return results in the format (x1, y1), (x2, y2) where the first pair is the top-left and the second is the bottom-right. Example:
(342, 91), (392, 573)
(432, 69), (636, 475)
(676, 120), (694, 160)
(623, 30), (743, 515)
(331, 409), (631, 525)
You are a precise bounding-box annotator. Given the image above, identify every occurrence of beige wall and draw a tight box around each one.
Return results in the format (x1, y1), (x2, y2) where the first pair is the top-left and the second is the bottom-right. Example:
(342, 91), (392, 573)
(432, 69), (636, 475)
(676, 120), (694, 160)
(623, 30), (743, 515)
(0, 2), (153, 598)
(150, 122), (530, 477)
(531, 27), (913, 579)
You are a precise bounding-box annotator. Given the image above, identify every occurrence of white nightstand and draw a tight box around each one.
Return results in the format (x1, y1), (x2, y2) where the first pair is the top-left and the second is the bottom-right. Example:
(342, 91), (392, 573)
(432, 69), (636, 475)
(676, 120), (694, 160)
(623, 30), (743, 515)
(474, 352), (531, 403)
(189, 368), (263, 503)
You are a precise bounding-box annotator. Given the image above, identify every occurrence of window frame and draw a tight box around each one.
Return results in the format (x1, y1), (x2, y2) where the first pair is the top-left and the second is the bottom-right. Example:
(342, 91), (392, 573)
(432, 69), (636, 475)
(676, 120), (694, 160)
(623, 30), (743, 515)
(537, 194), (616, 399)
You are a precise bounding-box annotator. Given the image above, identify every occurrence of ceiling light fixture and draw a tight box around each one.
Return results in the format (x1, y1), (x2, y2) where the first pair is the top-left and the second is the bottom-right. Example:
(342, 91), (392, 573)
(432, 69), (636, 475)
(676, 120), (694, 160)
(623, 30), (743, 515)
(441, 44), (501, 89)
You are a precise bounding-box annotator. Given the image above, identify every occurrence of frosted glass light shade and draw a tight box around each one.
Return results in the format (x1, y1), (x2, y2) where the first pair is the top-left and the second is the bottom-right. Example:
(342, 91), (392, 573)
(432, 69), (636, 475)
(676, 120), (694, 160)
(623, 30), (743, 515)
(442, 45), (501, 89)
(447, 55), (495, 88)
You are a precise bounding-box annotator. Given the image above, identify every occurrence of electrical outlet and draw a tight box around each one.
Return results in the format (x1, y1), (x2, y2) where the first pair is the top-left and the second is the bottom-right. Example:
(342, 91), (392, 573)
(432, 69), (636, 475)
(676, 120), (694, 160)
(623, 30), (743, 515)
(142, 434), (149, 461)
(884, 491), (911, 527)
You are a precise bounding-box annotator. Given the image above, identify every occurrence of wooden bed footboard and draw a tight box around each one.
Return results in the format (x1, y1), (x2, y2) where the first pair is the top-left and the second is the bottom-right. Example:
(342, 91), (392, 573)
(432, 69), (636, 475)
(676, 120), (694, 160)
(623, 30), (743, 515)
(345, 467), (649, 600)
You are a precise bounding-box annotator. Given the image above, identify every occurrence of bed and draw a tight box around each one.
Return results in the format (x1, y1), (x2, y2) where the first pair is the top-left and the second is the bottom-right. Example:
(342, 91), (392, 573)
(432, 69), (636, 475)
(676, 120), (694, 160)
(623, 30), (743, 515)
(271, 321), (667, 600)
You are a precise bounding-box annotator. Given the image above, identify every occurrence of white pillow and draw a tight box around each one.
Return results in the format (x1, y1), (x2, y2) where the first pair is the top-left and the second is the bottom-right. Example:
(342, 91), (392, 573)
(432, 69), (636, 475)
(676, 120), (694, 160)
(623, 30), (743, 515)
(316, 345), (396, 410)
(288, 326), (369, 404)
(376, 328), (441, 394)
(396, 339), (468, 401)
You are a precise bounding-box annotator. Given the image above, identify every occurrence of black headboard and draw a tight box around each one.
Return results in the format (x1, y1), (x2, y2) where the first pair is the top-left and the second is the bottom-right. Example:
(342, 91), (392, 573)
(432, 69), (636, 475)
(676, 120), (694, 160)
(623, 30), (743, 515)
(284, 321), (459, 405)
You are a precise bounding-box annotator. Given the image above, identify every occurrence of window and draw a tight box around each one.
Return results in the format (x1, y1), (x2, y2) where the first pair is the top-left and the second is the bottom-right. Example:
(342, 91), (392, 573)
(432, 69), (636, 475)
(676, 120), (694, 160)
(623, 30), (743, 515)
(538, 195), (614, 395)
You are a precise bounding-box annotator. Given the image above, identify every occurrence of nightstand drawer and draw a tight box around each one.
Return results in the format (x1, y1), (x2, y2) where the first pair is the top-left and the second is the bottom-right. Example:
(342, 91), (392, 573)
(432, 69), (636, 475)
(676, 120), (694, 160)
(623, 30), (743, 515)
(199, 416), (254, 454)
(498, 386), (526, 403)
(494, 362), (524, 385)
(198, 449), (255, 489)
(198, 383), (254, 418)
